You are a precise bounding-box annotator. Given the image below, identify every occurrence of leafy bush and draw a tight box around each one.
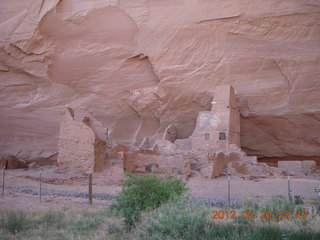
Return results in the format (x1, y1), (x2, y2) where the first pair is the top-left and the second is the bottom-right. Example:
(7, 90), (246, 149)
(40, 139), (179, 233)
(111, 174), (187, 228)
(131, 196), (208, 240)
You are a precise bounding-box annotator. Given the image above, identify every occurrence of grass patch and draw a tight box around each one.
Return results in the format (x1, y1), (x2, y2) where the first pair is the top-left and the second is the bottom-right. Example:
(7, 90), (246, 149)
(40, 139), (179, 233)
(1, 211), (31, 234)
(38, 209), (65, 229)
(259, 195), (296, 222)
(251, 226), (283, 240)
(0, 207), (124, 240)
(69, 216), (101, 233)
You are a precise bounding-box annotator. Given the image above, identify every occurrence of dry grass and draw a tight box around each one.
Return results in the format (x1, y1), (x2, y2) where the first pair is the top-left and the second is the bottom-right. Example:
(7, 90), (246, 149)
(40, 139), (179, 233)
(0, 207), (124, 240)
(0, 194), (319, 240)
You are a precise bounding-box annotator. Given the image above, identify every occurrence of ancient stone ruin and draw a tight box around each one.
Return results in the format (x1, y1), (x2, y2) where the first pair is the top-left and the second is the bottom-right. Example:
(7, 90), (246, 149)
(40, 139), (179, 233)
(57, 107), (106, 174)
(106, 85), (281, 179)
(56, 86), (317, 179)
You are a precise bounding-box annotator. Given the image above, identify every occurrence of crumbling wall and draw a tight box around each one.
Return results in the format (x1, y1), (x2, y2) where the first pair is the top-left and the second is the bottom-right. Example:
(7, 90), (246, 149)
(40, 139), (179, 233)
(57, 108), (106, 174)
(123, 149), (185, 176)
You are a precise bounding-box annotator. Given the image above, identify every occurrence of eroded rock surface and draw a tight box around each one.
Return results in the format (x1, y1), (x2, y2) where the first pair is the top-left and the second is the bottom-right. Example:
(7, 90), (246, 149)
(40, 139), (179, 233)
(0, 0), (319, 162)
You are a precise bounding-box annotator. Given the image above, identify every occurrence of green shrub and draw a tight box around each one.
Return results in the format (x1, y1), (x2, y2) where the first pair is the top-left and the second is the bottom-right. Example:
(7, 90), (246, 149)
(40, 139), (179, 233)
(131, 196), (208, 240)
(1, 211), (30, 234)
(294, 195), (304, 205)
(111, 174), (187, 228)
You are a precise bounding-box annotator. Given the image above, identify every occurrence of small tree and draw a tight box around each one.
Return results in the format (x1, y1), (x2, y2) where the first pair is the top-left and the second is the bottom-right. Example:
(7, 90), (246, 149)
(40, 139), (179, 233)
(111, 174), (187, 228)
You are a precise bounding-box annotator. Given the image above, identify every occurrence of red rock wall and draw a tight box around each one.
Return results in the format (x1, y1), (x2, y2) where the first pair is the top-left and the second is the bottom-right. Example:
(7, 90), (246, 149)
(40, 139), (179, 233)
(0, 0), (319, 161)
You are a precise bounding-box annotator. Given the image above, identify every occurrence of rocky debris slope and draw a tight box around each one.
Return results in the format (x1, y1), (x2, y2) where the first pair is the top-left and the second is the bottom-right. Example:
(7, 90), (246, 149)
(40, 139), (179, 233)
(0, 0), (319, 162)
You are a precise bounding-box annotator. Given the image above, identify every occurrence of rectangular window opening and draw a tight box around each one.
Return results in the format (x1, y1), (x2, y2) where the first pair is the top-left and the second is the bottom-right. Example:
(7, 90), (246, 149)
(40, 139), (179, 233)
(219, 132), (226, 140)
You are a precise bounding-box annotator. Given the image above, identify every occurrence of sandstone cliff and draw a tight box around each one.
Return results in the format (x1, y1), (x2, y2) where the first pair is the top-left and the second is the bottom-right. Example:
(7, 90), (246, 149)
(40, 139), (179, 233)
(0, 0), (319, 161)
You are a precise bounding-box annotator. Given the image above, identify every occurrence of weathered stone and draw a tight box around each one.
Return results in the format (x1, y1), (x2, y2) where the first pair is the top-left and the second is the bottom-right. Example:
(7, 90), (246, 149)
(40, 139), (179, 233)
(139, 137), (151, 150)
(210, 152), (228, 178)
(301, 161), (316, 175)
(163, 125), (177, 143)
(153, 139), (178, 155)
(145, 163), (159, 173)
(57, 108), (106, 174)
(278, 161), (302, 175)
(278, 160), (317, 176)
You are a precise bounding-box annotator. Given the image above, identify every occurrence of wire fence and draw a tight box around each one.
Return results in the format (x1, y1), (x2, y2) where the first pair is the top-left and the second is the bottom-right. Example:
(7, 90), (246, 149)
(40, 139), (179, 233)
(1, 166), (320, 208)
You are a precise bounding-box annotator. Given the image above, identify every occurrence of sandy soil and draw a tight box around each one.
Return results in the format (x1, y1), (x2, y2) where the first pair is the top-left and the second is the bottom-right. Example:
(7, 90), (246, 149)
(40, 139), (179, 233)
(0, 166), (319, 211)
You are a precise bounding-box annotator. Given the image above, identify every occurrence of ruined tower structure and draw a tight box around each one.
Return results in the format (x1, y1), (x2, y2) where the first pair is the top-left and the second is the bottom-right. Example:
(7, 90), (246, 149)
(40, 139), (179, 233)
(211, 85), (241, 148)
(191, 85), (240, 152)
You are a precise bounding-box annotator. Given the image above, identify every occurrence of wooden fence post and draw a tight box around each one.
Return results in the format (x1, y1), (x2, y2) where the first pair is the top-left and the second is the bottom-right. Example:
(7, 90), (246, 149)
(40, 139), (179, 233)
(89, 173), (93, 205)
(228, 176), (231, 207)
(2, 165), (5, 196)
(39, 170), (42, 203)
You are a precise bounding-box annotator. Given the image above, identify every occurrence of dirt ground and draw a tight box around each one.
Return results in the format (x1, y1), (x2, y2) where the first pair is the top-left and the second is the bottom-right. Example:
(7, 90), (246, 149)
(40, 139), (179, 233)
(0, 166), (319, 211)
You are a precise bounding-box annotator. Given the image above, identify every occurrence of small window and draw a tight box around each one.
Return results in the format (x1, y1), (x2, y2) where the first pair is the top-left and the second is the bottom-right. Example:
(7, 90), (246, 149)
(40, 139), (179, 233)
(205, 133), (210, 140)
(219, 132), (226, 140)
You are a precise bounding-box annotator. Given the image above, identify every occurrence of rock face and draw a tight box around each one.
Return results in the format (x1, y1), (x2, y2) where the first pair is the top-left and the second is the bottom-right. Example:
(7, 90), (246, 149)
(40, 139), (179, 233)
(0, 0), (320, 162)
(57, 108), (106, 173)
